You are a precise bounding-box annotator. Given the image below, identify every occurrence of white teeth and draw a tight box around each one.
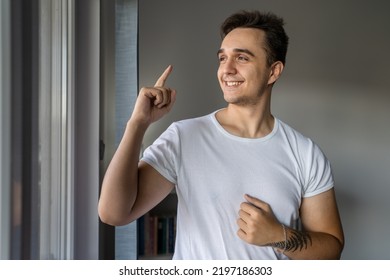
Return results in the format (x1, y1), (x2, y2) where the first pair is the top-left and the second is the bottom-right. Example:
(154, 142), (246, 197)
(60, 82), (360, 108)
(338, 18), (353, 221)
(226, 81), (242, 86)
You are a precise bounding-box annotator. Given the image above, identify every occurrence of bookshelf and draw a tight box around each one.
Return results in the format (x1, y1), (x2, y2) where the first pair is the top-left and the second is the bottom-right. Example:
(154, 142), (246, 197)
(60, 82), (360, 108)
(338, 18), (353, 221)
(137, 193), (178, 260)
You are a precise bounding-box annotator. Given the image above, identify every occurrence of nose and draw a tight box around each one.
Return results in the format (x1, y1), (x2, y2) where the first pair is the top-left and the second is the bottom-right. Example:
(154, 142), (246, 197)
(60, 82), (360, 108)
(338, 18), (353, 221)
(220, 58), (237, 75)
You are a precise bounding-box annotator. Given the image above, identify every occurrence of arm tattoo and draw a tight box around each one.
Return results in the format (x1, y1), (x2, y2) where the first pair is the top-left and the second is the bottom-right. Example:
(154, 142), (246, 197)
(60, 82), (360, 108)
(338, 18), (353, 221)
(266, 228), (312, 252)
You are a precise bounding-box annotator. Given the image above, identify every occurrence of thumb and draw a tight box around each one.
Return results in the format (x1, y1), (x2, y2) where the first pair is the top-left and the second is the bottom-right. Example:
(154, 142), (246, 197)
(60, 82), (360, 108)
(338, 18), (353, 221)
(165, 89), (177, 112)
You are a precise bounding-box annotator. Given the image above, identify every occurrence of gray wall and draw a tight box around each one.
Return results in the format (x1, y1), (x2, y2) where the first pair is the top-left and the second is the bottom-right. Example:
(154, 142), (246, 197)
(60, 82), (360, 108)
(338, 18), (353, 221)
(139, 0), (390, 259)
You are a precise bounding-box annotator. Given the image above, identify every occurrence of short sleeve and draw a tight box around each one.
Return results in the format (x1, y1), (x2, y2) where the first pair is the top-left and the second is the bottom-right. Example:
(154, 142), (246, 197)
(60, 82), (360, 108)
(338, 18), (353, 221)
(141, 123), (180, 184)
(303, 142), (334, 197)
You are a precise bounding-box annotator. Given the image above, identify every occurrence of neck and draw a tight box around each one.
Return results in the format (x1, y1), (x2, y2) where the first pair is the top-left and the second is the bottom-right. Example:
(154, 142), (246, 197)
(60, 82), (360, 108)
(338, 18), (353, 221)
(216, 103), (274, 139)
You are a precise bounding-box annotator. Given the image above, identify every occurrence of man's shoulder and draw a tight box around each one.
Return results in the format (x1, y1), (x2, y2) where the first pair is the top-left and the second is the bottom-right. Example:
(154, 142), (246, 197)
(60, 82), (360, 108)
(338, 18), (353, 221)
(277, 119), (315, 147)
(277, 119), (328, 159)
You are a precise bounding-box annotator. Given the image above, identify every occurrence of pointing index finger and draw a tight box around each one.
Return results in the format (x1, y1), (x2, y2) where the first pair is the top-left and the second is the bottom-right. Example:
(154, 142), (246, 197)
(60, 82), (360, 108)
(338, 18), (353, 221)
(154, 65), (173, 87)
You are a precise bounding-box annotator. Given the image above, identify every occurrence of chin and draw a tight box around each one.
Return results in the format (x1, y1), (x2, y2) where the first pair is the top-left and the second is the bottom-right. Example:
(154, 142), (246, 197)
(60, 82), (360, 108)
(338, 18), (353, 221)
(222, 94), (237, 103)
(223, 94), (256, 106)
(223, 96), (244, 105)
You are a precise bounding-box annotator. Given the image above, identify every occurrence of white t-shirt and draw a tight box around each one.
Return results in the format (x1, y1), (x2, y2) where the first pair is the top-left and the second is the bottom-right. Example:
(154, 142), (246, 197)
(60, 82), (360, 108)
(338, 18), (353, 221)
(142, 111), (334, 260)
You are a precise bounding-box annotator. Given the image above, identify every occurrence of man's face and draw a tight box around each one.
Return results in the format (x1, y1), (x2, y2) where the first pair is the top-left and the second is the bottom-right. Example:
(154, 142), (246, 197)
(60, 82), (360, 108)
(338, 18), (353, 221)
(217, 28), (273, 106)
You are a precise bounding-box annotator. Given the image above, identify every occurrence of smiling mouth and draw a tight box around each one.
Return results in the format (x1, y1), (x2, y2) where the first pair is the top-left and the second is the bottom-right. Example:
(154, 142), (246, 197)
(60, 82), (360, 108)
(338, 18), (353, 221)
(225, 81), (243, 87)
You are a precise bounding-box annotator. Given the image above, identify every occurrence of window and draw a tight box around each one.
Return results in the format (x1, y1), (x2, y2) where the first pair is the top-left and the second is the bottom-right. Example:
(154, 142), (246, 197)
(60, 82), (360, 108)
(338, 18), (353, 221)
(100, 0), (139, 260)
(0, 0), (12, 260)
(0, 0), (100, 260)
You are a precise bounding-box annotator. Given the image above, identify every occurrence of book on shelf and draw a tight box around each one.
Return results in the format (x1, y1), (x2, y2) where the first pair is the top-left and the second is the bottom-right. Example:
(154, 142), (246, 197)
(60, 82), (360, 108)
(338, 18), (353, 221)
(137, 212), (176, 258)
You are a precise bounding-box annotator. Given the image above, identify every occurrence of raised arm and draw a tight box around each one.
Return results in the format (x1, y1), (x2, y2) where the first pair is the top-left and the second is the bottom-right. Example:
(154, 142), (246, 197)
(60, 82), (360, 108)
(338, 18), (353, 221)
(98, 66), (176, 226)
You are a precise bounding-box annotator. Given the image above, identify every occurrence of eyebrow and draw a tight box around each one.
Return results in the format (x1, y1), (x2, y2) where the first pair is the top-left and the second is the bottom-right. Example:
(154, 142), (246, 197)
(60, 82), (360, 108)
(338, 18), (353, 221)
(217, 48), (256, 57)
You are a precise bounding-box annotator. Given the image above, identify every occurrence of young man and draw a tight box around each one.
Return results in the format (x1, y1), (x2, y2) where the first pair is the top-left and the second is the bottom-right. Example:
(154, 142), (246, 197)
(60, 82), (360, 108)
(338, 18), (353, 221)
(98, 10), (344, 259)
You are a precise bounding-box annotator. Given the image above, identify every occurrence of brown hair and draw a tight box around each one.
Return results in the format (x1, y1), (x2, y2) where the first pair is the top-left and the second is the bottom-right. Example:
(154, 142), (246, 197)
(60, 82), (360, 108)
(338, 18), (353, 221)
(220, 10), (289, 66)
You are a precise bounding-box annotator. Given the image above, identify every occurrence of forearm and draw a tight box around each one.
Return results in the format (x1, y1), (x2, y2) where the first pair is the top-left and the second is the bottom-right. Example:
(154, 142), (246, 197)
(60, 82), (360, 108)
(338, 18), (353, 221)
(98, 119), (148, 226)
(268, 227), (344, 260)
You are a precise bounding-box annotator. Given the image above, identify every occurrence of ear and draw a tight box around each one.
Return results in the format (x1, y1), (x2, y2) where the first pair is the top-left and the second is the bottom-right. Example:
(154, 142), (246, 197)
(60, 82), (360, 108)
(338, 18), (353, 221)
(267, 61), (284, 85)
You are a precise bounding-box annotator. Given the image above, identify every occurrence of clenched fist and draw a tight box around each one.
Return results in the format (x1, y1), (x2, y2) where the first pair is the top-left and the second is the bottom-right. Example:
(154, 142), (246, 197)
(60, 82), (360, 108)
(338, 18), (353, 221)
(237, 194), (284, 246)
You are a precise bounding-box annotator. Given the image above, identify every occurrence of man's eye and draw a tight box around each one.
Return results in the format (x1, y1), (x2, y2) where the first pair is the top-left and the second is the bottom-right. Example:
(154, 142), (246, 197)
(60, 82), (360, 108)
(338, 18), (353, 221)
(238, 55), (249, 61)
(218, 56), (227, 62)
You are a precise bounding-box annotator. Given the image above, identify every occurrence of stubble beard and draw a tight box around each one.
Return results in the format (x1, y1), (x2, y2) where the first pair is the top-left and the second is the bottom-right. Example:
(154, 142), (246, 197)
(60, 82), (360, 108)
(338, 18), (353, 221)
(225, 96), (258, 106)
(223, 86), (267, 107)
